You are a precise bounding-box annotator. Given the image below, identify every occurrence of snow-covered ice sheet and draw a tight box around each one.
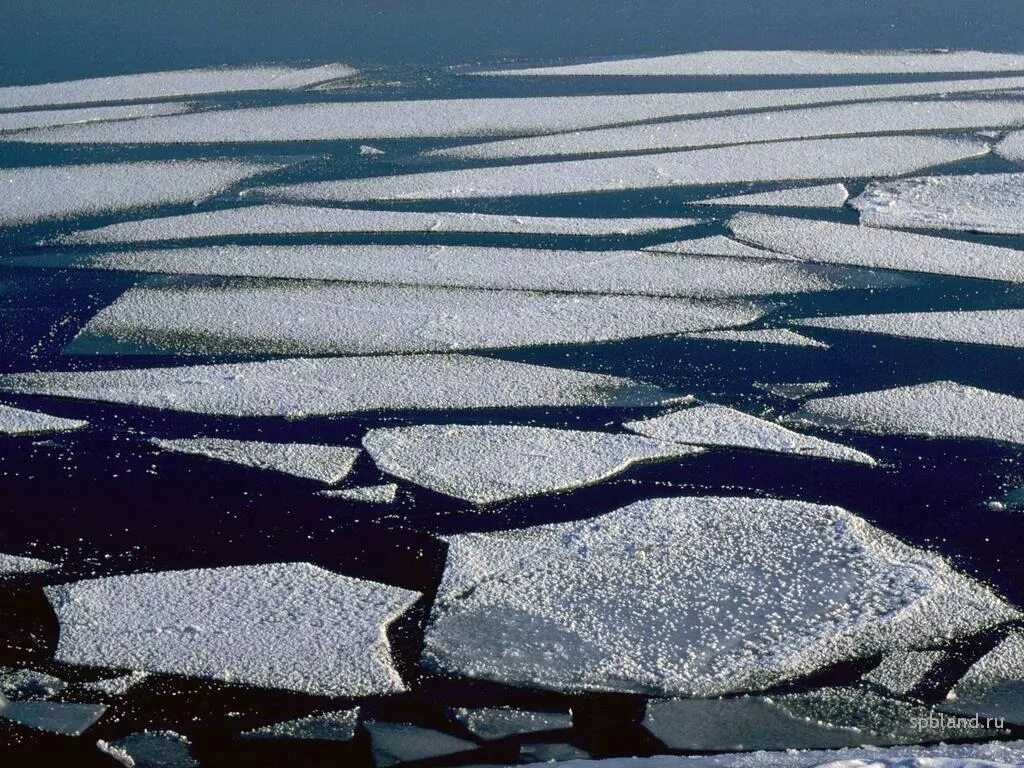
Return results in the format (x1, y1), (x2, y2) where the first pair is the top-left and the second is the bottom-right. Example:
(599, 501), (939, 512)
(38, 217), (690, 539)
(996, 129), (1024, 162)
(0, 402), (87, 436)
(45, 562), (419, 696)
(944, 630), (1024, 724)
(450, 706), (572, 741)
(864, 650), (947, 696)
(424, 496), (1015, 696)
(794, 309), (1024, 348)
(240, 708), (360, 741)
(692, 183), (849, 209)
(623, 403), (874, 464)
(152, 437), (360, 484)
(685, 328), (828, 347)
(67, 283), (763, 356)
(0, 354), (671, 418)
(363, 424), (703, 503)
(0, 102), (192, 132)
(365, 721), (478, 767)
(319, 484), (398, 504)
(644, 235), (789, 260)
(0, 552), (55, 575)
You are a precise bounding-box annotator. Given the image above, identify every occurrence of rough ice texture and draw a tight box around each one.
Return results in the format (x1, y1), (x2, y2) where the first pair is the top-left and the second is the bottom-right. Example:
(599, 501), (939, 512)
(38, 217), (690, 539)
(0, 161), (277, 227)
(363, 424), (703, 504)
(790, 381), (1024, 447)
(0, 102), (192, 132)
(428, 99), (1024, 160)
(364, 721), (478, 767)
(0, 699), (106, 736)
(692, 183), (849, 209)
(477, 49), (1024, 76)
(852, 173), (1024, 235)
(0, 402), (88, 436)
(27, 245), (832, 299)
(450, 706), (572, 741)
(864, 650), (947, 696)
(645, 236), (789, 260)
(945, 630), (1024, 724)
(319, 484), (398, 504)
(685, 328), (828, 348)
(623, 403), (874, 464)
(45, 562), (419, 697)
(0, 552), (55, 574)
(0, 354), (669, 418)
(152, 437), (360, 484)
(55, 205), (700, 244)
(99, 730), (197, 768)
(730, 212), (1024, 284)
(794, 309), (1024, 349)
(262, 136), (987, 202)
(81, 671), (149, 696)
(996, 129), (1024, 162)
(424, 496), (1016, 697)
(0, 64), (357, 109)
(240, 708), (360, 742)
(0, 667), (66, 699)
(68, 283), (763, 356)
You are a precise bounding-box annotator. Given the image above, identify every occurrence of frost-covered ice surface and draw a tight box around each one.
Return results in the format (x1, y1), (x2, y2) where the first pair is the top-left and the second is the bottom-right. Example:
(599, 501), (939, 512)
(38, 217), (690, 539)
(477, 50), (1024, 76)
(730, 212), (1024, 283)
(45, 563), (420, 696)
(0, 402), (88, 436)
(364, 721), (478, 767)
(424, 496), (1015, 696)
(623, 403), (875, 464)
(97, 730), (197, 768)
(240, 708), (360, 741)
(644, 235), (789, 260)
(790, 381), (1024, 446)
(363, 425), (703, 503)
(81, 671), (149, 697)
(450, 706), (572, 741)
(54, 206), (699, 244)
(996, 129), (1024, 162)
(0, 552), (55, 574)
(692, 183), (849, 209)
(68, 283), (763, 356)
(319, 484), (398, 504)
(0, 668), (66, 699)
(0, 102), (193, 132)
(944, 630), (1024, 724)
(428, 100), (1022, 160)
(152, 437), (360, 484)
(0, 354), (668, 417)
(864, 650), (947, 696)
(259, 136), (986, 201)
(0, 161), (277, 226)
(0, 696), (106, 736)
(0, 64), (357, 109)
(685, 328), (828, 347)
(794, 309), (1024, 348)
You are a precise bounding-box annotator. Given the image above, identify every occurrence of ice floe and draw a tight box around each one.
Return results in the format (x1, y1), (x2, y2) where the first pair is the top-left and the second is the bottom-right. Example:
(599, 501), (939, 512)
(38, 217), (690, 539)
(67, 283), (763, 356)
(730, 212), (1024, 284)
(53, 205), (700, 244)
(853, 172), (1024, 234)
(26, 245), (831, 298)
(240, 707), (360, 741)
(319, 484), (398, 504)
(753, 381), (830, 400)
(81, 671), (149, 697)
(996, 129), (1024, 162)
(685, 328), (828, 347)
(864, 650), (947, 696)
(0, 402), (87, 436)
(790, 381), (1024, 446)
(944, 630), (1024, 724)
(428, 100), (1023, 160)
(263, 136), (986, 202)
(0, 161), (277, 227)
(0, 354), (669, 418)
(0, 102), (192, 132)
(692, 183), (849, 209)
(450, 706), (572, 741)
(363, 425), (703, 503)
(96, 730), (197, 768)
(0, 64), (357, 109)
(45, 562), (419, 696)
(623, 403), (874, 464)
(0, 668), (66, 699)
(644, 235), (788, 260)
(152, 437), (360, 484)
(794, 309), (1024, 349)
(520, 742), (591, 761)
(0, 552), (55, 574)
(424, 496), (1015, 696)
(0, 695), (106, 736)
(364, 721), (478, 767)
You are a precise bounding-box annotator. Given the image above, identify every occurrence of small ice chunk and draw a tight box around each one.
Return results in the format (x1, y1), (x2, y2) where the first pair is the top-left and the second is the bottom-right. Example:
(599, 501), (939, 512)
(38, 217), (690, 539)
(98, 730), (197, 768)
(730, 212), (1024, 284)
(0, 354), (671, 418)
(152, 437), (360, 484)
(692, 183), (849, 209)
(0, 161), (279, 227)
(0, 668), (66, 699)
(685, 328), (828, 348)
(364, 721), (478, 767)
(0, 552), (56, 575)
(790, 381), (1024, 447)
(319, 484), (398, 504)
(519, 743), (590, 762)
(0, 699), (106, 736)
(363, 424), (703, 504)
(0, 102), (193, 132)
(996, 129), (1024, 162)
(794, 309), (1024, 349)
(944, 630), (1024, 724)
(240, 707), (360, 742)
(425, 496), (1015, 696)
(45, 563), (420, 697)
(359, 145), (385, 156)
(81, 671), (149, 696)
(450, 706), (572, 741)
(645, 235), (790, 260)
(864, 650), (947, 696)
(753, 381), (830, 399)
(0, 403), (88, 436)
(624, 403), (874, 464)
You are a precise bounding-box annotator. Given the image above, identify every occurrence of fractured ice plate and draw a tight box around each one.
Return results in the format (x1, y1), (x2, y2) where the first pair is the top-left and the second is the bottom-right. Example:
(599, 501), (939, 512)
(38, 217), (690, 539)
(0, 552), (55, 575)
(944, 630), (1024, 724)
(240, 707), (360, 742)
(0, 402), (88, 436)
(794, 309), (1024, 349)
(450, 706), (572, 741)
(0, 102), (193, 132)
(690, 183), (849, 209)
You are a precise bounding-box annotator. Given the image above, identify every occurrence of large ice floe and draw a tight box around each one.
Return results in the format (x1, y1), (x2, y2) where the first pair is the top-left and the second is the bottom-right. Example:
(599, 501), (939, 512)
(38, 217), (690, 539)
(362, 424), (703, 503)
(852, 172), (1024, 235)
(623, 403), (875, 464)
(790, 381), (1024, 446)
(24, 244), (832, 298)
(53, 206), (700, 244)
(423, 496), (1016, 696)
(0, 64), (357, 109)
(260, 136), (987, 202)
(996, 129), (1024, 162)
(427, 99), (1024, 160)
(65, 283), (763, 356)
(0, 161), (278, 227)
(151, 437), (361, 484)
(794, 309), (1024, 349)
(691, 183), (849, 209)
(0, 354), (670, 417)
(0, 402), (87, 436)
(0, 102), (193, 132)
(943, 630), (1024, 724)
(240, 707), (361, 741)
(729, 212), (1024, 284)
(45, 563), (419, 696)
